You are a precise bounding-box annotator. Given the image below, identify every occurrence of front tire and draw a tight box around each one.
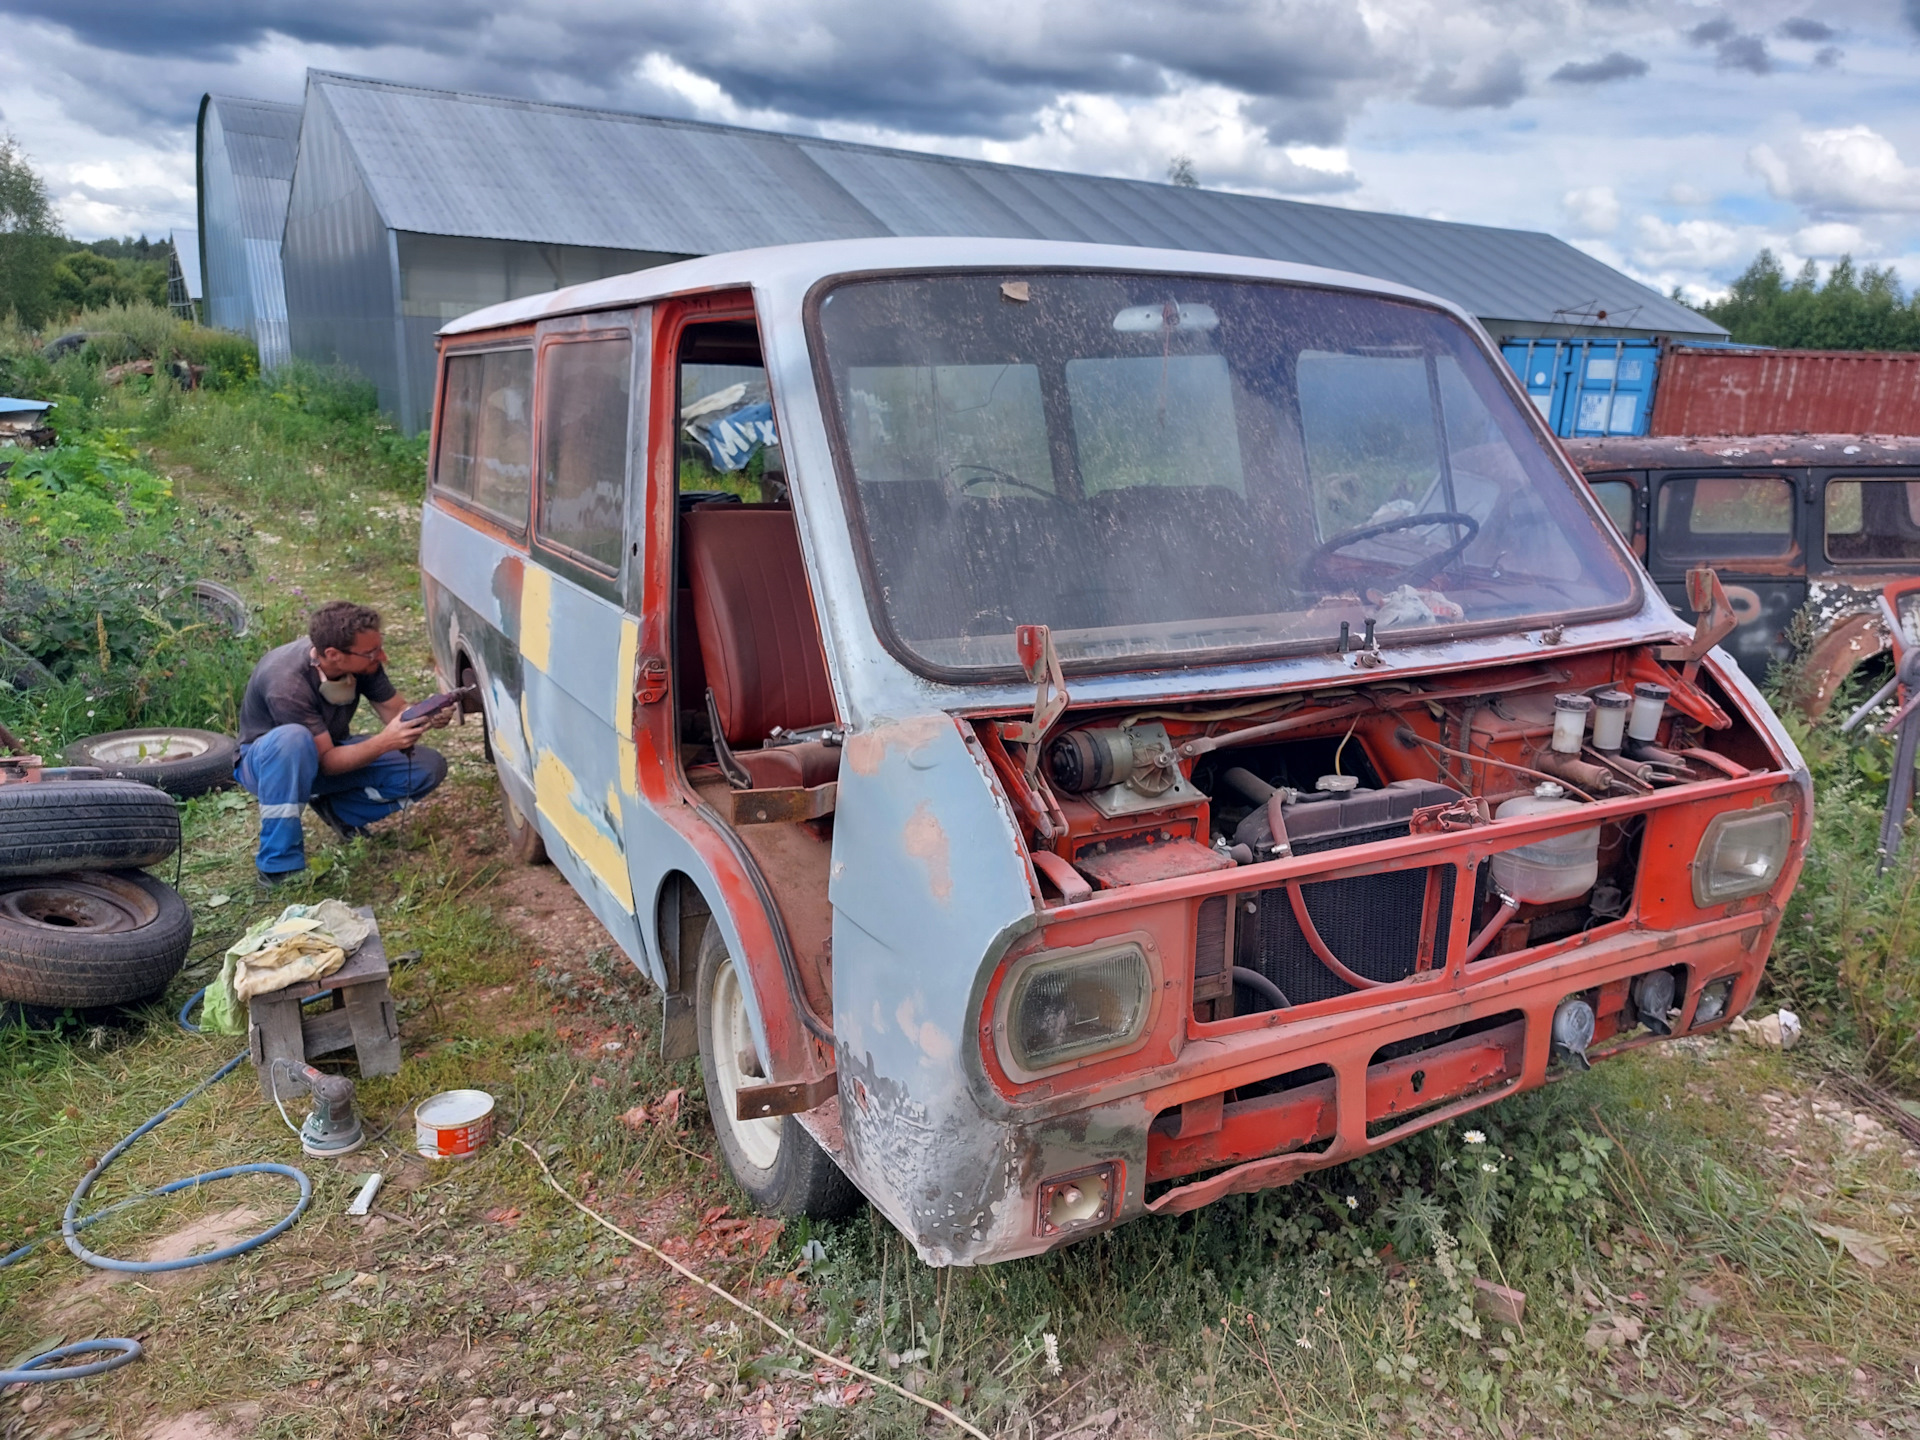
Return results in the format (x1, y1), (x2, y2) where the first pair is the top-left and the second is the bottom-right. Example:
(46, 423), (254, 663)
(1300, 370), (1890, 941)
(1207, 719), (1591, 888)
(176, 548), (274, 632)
(694, 923), (858, 1219)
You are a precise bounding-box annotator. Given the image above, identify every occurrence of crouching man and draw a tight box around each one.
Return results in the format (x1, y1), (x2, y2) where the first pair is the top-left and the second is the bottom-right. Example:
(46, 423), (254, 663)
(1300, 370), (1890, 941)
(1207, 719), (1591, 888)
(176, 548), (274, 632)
(237, 600), (449, 884)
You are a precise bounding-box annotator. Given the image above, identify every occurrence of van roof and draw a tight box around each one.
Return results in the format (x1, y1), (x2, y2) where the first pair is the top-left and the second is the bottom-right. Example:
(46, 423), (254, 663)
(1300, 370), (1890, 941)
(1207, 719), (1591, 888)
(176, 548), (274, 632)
(1566, 433), (1920, 470)
(438, 235), (1467, 337)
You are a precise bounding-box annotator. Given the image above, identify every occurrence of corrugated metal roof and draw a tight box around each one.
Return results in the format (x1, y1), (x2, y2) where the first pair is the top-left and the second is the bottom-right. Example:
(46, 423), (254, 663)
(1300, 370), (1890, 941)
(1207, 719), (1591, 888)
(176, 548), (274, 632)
(204, 94), (300, 242)
(305, 69), (1722, 339)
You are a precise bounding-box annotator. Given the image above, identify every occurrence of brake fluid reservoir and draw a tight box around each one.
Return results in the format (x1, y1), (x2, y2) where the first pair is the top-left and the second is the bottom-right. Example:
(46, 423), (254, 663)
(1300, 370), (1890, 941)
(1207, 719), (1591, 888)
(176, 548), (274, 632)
(1490, 783), (1599, 904)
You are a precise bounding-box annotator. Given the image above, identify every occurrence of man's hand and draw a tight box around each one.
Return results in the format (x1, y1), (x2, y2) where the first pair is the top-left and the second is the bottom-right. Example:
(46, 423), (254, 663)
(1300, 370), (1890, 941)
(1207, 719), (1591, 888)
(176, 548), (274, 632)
(379, 709), (436, 753)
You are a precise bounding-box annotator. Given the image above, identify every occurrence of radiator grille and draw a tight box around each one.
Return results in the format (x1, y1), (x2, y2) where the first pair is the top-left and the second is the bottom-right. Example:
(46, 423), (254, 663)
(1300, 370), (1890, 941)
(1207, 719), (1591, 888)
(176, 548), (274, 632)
(1240, 865), (1454, 1007)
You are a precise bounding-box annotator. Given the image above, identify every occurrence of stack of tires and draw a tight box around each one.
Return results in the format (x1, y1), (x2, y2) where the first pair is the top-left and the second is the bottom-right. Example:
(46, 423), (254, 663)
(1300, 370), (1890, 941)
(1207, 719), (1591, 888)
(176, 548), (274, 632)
(0, 771), (200, 1013)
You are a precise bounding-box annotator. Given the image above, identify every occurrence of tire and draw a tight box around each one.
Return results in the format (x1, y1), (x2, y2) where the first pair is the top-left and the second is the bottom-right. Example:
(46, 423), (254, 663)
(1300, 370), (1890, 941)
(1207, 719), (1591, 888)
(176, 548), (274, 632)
(0, 779), (180, 877)
(191, 579), (251, 638)
(64, 727), (238, 797)
(473, 667), (545, 865)
(0, 870), (193, 1008)
(695, 923), (859, 1219)
(502, 783), (548, 865)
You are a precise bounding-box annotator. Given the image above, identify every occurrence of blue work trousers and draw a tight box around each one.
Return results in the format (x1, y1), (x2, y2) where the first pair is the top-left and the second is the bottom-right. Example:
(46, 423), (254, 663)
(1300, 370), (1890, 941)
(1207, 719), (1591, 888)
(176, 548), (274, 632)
(237, 723), (447, 875)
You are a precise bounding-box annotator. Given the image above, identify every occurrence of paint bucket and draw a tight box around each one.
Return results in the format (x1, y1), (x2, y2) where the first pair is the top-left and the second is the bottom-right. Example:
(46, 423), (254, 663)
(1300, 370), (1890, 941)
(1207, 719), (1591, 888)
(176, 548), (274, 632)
(415, 1089), (496, 1159)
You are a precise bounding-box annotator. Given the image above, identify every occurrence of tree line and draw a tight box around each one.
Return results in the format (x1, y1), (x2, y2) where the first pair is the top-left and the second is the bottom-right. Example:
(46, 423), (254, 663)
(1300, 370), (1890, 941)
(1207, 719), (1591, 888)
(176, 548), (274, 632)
(0, 137), (171, 331)
(1694, 251), (1920, 351)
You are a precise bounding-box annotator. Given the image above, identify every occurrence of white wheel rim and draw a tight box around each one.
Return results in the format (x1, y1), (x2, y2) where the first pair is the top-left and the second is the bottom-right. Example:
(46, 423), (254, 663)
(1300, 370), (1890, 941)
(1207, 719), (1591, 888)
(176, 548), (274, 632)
(711, 957), (782, 1171)
(91, 733), (212, 765)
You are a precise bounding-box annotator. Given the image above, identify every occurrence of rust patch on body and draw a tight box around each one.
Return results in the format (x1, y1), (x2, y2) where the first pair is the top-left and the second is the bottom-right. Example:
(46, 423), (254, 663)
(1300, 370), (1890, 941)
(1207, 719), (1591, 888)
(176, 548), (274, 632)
(902, 800), (952, 902)
(845, 730), (884, 776)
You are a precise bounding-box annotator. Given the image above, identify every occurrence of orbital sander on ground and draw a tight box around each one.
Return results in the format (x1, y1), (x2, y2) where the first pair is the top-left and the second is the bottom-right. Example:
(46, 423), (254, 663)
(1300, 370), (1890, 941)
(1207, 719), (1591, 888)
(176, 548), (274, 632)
(270, 1060), (365, 1157)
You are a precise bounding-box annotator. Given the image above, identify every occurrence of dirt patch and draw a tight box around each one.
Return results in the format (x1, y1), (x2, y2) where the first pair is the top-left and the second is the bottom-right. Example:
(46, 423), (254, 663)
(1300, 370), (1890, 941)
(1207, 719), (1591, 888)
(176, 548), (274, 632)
(490, 862), (615, 966)
(144, 1206), (272, 1271)
(141, 1402), (262, 1440)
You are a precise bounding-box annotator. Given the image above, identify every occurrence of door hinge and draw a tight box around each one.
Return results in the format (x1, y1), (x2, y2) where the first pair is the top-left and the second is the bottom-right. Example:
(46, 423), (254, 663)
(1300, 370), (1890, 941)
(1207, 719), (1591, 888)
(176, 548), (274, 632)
(635, 657), (669, 706)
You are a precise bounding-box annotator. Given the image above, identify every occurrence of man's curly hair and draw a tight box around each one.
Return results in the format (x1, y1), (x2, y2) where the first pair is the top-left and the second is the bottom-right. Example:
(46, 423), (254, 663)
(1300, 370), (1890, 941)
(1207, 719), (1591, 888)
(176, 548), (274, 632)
(308, 600), (384, 655)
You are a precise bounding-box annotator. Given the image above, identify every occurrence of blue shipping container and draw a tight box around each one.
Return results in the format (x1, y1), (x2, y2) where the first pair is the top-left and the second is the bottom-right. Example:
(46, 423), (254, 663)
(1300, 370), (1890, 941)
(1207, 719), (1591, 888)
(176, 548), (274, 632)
(1500, 338), (1659, 437)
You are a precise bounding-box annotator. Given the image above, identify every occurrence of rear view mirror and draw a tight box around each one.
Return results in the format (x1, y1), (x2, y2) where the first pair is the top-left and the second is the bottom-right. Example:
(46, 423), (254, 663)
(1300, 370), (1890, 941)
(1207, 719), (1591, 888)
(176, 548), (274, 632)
(1113, 302), (1219, 333)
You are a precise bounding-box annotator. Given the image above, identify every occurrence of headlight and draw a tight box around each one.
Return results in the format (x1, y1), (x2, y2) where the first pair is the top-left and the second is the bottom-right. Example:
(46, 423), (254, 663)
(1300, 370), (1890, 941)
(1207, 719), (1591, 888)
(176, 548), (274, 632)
(1692, 804), (1793, 906)
(1003, 942), (1152, 1074)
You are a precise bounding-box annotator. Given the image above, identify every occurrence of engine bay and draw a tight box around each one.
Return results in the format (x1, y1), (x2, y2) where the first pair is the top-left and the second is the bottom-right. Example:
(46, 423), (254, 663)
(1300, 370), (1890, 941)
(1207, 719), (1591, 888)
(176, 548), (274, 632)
(973, 641), (1785, 1027)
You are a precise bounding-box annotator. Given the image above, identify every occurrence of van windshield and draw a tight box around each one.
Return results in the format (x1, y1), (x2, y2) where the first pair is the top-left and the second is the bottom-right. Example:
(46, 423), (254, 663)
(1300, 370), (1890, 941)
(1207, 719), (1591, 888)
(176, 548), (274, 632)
(812, 272), (1639, 676)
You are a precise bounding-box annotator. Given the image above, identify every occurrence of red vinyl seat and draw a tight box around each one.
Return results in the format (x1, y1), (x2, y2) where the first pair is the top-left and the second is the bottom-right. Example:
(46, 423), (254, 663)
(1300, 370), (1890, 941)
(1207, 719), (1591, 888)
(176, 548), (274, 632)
(683, 506), (837, 750)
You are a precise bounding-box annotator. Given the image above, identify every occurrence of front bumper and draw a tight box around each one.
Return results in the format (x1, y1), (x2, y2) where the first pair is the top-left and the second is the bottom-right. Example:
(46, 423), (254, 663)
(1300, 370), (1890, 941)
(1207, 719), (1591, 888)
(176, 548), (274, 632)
(914, 911), (1773, 1264)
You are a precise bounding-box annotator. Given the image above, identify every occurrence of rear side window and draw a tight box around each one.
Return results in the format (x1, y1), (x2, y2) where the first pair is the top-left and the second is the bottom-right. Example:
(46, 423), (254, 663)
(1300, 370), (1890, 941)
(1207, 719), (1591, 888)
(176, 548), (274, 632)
(435, 349), (533, 527)
(1587, 478), (1636, 539)
(537, 336), (633, 571)
(1655, 475), (1794, 560)
(1825, 477), (1920, 561)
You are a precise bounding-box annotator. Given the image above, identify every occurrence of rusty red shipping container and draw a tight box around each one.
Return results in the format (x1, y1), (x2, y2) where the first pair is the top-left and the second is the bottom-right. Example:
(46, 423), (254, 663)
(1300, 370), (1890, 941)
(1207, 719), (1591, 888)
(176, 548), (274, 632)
(1649, 346), (1920, 436)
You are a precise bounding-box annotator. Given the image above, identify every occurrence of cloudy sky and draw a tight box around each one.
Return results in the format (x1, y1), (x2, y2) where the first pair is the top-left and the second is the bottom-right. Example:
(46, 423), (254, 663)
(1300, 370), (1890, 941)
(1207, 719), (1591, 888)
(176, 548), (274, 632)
(1, 0), (1917, 303)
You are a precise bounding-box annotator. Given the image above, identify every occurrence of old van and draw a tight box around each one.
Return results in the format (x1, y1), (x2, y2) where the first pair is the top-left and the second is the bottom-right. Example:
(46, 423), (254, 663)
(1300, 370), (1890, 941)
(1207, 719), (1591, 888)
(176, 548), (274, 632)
(420, 239), (1808, 1266)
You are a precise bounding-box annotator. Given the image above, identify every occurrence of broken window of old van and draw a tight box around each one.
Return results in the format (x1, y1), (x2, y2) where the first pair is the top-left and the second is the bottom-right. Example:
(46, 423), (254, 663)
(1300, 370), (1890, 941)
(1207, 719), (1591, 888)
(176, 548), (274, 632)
(435, 348), (533, 528)
(537, 336), (632, 571)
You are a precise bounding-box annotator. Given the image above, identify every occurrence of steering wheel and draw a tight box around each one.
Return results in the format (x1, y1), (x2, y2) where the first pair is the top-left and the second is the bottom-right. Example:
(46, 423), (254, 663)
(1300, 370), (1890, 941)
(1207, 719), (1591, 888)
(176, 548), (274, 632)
(1300, 510), (1481, 594)
(949, 464), (1060, 501)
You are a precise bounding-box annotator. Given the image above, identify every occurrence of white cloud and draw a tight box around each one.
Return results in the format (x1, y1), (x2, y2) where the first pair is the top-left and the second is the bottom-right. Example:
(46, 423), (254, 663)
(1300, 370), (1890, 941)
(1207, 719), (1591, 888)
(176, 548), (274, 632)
(1665, 182), (1709, 206)
(1751, 125), (1920, 214)
(1562, 185), (1621, 235)
(1792, 221), (1870, 256)
(1629, 215), (1764, 272)
(981, 86), (1359, 194)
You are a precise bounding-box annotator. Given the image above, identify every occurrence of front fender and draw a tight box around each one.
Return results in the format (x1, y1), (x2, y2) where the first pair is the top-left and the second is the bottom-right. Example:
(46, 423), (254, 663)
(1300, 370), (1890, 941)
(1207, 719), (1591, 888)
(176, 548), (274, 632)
(828, 713), (1037, 1264)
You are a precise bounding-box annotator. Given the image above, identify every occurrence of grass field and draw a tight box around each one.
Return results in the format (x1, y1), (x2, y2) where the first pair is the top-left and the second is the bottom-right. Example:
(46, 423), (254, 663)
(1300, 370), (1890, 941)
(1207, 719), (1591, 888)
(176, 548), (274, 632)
(3, 342), (1920, 1439)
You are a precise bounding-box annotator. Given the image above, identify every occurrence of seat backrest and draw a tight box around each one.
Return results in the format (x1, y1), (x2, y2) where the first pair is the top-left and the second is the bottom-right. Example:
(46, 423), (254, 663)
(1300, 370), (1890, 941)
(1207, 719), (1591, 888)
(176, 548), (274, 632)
(683, 506), (836, 746)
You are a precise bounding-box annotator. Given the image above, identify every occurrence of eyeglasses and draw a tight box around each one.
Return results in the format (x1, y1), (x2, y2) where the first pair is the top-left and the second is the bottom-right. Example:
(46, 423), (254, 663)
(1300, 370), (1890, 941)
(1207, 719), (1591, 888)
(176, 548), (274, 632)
(345, 644), (385, 659)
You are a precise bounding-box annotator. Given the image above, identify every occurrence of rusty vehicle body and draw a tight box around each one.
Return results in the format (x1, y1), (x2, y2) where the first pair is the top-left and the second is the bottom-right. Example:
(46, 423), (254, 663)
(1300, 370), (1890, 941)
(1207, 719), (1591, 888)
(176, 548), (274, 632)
(418, 238), (1809, 1266)
(1648, 346), (1920, 437)
(1567, 433), (1920, 715)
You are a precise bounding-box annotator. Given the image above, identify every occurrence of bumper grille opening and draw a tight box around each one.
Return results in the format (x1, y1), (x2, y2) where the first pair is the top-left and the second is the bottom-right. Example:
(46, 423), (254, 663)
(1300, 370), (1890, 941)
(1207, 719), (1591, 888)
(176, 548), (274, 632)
(1146, 1065), (1336, 1184)
(1363, 1012), (1525, 1139)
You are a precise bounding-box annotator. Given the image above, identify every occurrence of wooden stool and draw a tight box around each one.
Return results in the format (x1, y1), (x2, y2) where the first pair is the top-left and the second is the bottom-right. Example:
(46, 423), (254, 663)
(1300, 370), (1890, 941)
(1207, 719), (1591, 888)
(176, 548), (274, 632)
(246, 907), (400, 1100)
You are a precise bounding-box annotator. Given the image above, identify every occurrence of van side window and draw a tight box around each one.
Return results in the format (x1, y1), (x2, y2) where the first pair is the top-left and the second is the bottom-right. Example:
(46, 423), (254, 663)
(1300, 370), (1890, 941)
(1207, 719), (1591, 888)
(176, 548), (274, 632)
(1824, 478), (1920, 561)
(1655, 475), (1793, 560)
(538, 336), (633, 571)
(1587, 478), (1636, 539)
(435, 349), (533, 528)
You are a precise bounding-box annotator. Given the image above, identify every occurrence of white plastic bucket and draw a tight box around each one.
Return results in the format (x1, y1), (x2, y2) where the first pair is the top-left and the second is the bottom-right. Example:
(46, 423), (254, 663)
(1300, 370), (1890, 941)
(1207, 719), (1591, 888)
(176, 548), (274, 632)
(415, 1089), (495, 1159)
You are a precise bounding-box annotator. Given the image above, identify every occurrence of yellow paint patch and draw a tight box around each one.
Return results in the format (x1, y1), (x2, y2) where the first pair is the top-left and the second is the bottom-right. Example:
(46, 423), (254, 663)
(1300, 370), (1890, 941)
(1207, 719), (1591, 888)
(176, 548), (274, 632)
(617, 734), (639, 798)
(519, 691), (536, 762)
(615, 616), (639, 733)
(520, 564), (553, 673)
(534, 749), (634, 911)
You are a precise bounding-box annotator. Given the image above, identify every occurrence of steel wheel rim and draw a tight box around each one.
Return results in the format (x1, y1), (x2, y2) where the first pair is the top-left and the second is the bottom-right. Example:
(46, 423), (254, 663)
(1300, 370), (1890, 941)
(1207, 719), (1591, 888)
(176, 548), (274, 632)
(90, 733), (212, 765)
(711, 956), (781, 1171)
(0, 873), (158, 935)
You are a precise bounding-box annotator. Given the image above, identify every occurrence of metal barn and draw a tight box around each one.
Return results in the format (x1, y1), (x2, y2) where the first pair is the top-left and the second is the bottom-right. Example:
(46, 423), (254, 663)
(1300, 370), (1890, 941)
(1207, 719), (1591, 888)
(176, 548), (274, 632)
(196, 94), (301, 369)
(270, 70), (1725, 434)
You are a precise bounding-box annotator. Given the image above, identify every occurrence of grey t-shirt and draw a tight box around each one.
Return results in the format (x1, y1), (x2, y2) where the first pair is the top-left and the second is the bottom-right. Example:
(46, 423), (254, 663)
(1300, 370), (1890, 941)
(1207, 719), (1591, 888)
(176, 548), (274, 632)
(238, 638), (396, 746)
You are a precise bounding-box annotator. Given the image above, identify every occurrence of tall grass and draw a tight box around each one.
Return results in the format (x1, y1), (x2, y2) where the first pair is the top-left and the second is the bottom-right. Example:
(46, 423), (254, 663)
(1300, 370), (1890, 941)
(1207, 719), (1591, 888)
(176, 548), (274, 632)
(0, 328), (425, 755)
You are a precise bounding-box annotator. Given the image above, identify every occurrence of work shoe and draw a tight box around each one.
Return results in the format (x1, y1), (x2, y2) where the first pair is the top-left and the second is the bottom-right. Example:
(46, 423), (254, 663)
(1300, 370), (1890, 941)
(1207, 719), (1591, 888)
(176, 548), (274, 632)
(256, 866), (306, 891)
(308, 795), (366, 842)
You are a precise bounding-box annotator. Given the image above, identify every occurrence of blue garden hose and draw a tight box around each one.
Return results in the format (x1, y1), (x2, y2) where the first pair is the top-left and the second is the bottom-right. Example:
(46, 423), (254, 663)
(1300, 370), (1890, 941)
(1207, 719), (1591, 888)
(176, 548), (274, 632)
(179, 984), (332, 1033)
(0, 1049), (313, 1382)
